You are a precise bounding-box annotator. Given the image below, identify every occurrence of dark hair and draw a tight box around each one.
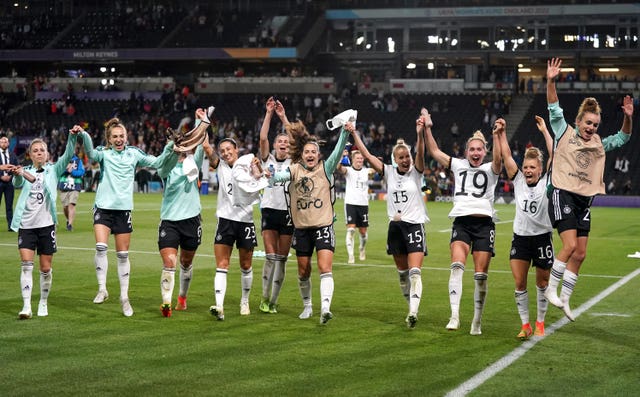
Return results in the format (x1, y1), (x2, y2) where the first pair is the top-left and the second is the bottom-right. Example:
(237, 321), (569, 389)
(286, 120), (321, 163)
(104, 117), (127, 149)
(219, 138), (237, 148)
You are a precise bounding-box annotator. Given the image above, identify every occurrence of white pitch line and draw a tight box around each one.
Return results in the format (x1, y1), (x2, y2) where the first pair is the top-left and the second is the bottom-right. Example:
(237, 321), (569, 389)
(589, 312), (632, 317)
(445, 266), (640, 397)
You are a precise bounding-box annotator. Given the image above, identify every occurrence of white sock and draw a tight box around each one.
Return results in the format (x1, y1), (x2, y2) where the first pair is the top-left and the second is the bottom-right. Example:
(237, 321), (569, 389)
(40, 269), (52, 302)
(298, 276), (312, 307)
(408, 268), (422, 315)
(398, 269), (410, 302)
(20, 261), (34, 309)
(179, 263), (193, 297)
(448, 262), (465, 318)
(536, 285), (548, 323)
(320, 272), (334, 313)
(270, 255), (286, 304)
(473, 272), (488, 323)
(560, 270), (578, 304)
(346, 227), (355, 258)
(94, 243), (108, 291)
(262, 254), (276, 299)
(548, 259), (566, 293)
(515, 289), (529, 325)
(161, 267), (175, 305)
(214, 268), (228, 308)
(241, 267), (253, 304)
(359, 232), (368, 251)
(116, 251), (130, 300)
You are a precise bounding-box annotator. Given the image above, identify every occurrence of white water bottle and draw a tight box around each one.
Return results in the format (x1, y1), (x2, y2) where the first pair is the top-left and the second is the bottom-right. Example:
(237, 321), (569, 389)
(326, 109), (358, 130)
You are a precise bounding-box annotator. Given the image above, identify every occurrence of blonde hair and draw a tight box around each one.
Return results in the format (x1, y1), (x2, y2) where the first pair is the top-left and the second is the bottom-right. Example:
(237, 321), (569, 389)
(466, 130), (487, 149)
(576, 97), (601, 123)
(392, 142), (411, 159)
(28, 138), (48, 166)
(104, 117), (127, 149)
(523, 146), (544, 167)
(28, 138), (47, 154)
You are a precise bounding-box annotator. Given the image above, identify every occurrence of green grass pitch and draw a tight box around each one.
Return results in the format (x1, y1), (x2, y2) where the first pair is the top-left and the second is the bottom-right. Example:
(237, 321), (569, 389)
(1, 193), (639, 396)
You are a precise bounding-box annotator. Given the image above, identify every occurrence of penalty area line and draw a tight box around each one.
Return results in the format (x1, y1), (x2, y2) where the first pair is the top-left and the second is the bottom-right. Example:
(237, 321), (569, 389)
(445, 266), (640, 397)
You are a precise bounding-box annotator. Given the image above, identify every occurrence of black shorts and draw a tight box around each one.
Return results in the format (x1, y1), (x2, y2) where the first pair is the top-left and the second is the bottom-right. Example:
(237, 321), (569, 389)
(450, 216), (495, 256)
(18, 225), (57, 255)
(261, 208), (294, 235)
(345, 204), (369, 227)
(509, 232), (554, 269)
(215, 217), (258, 250)
(386, 221), (427, 255)
(93, 208), (133, 234)
(548, 188), (591, 237)
(158, 215), (202, 251)
(292, 225), (335, 257)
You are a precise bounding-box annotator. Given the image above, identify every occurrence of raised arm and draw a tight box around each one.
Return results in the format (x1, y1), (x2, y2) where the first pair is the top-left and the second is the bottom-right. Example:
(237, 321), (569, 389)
(494, 118), (516, 179)
(71, 125), (101, 162)
(324, 123), (352, 175)
(414, 110), (428, 173)
(620, 95), (633, 135)
(546, 57), (562, 105)
(349, 126), (384, 174)
(602, 95), (634, 152)
(54, 130), (79, 176)
(275, 99), (290, 127)
(534, 115), (554, 171)
(491, 119), (503, 175)
(259, 97), (276, 161)
(422, 108), (451, 168)
(203, 136), (219, 169)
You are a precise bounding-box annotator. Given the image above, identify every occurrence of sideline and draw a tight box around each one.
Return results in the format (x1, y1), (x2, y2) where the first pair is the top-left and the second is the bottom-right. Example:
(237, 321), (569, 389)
(445, 267), (640, 397)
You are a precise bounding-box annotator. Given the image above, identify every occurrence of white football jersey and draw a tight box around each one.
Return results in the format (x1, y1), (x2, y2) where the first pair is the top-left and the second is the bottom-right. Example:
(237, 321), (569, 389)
(383, 164), (429, 224)
(513, 171), (552, 236)
(449, 158), (499, 219)
(261, 153), (291, 211)
(344, 166), (370, 206)
(216, 160), (254, 223)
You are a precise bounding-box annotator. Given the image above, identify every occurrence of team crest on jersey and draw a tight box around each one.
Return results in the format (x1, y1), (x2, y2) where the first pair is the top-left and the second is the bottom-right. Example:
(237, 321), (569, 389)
(563, 205), (572, 214)
(296, 177), (314, 195)
(575, 152), (591, 169)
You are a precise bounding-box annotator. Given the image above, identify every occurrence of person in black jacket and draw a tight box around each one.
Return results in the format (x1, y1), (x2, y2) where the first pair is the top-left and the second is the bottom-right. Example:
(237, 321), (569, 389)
(0, 134), (18, 231)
